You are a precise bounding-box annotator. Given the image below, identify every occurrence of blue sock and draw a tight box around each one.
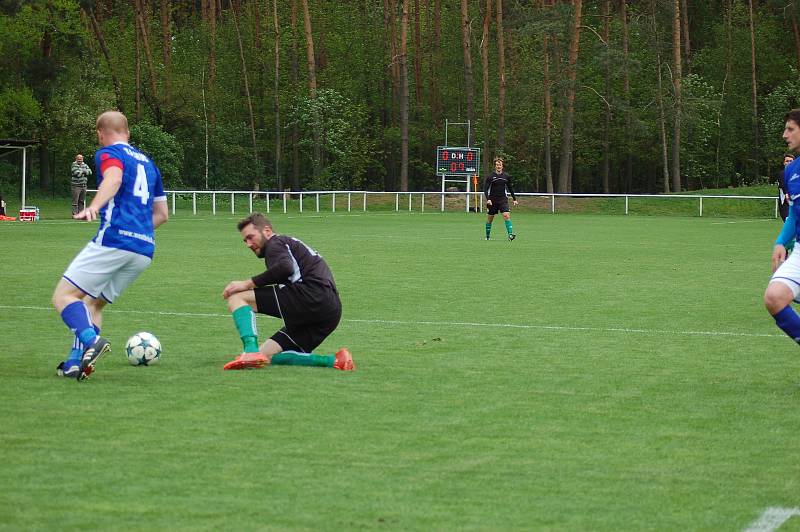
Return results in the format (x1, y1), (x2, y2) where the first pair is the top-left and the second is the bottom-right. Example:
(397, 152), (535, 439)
(60, 301), (97, 347)
(66, 337), (82, 365)
(73, 325), (102, 361)
(773, 305), (800, 343)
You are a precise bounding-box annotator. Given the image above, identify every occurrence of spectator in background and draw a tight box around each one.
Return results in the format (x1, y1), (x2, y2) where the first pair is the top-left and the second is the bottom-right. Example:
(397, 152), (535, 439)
(0, 194), (5, 216)
(778, 153), (795, 222)
(70, 154), (92, 216)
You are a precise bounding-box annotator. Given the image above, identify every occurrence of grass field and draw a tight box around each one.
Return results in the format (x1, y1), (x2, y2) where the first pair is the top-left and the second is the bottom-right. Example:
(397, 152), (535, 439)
(1, 207), (799, 530)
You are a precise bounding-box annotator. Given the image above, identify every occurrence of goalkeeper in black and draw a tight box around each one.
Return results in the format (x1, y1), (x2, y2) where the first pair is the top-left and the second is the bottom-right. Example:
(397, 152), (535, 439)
(221, 213), (354, 371)
(484, 157), (518, 241)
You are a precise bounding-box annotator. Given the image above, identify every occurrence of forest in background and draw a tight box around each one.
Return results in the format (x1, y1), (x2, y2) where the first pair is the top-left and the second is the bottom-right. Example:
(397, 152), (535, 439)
(0, 0), (799, 196)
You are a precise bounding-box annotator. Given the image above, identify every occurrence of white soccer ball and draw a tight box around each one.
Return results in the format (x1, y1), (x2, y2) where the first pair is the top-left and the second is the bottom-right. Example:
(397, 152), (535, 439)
(125, 332), (162, 366)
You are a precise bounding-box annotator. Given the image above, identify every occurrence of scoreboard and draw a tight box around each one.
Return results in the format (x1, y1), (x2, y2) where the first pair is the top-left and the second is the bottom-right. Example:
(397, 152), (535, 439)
(436, 147), (480, 176)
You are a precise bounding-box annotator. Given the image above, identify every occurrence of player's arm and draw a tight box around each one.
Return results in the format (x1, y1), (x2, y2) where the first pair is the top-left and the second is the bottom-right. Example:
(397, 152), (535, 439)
(772, 206), (796, 271)
(74, 166), (122, 221)
(153, 199), (168, 228)
(151, 167), (168, 228)
(506, 176), (518, 204)
(484, 177), (492, 204)
(250, 247), (294, 287)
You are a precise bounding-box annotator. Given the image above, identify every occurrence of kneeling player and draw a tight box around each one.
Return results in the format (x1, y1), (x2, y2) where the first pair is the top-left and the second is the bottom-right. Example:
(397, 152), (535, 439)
(221, 213), (355, 371)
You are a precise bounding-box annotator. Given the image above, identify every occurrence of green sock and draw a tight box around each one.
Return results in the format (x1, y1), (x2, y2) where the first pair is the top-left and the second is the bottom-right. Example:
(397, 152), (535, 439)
(232, 305), (259, 353)
(271, 351), (334, 367)
(504, 219), (513, 235)
(485, 222), (492, 238)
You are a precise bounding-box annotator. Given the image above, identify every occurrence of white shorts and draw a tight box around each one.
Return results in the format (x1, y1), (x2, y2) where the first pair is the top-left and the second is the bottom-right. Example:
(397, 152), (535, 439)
(62, 242), (151, 303)
(771, 249), (800, 300)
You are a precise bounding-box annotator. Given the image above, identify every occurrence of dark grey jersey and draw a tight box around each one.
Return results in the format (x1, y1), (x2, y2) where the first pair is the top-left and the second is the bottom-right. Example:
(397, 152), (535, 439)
(484, 171), (516, 200)
(251, 235), (336, 290)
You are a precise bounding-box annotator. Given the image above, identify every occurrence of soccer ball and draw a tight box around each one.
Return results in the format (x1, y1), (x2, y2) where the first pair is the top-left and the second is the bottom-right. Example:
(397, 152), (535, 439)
(125, 332), (162, 366)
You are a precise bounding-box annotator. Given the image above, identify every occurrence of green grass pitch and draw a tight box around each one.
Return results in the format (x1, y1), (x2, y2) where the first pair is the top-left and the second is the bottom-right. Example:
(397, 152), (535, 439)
(1, 209), (798, 530)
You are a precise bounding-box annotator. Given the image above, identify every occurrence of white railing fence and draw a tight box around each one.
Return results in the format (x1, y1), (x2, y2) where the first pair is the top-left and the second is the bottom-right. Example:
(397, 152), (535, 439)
(90, 189), (781, 218)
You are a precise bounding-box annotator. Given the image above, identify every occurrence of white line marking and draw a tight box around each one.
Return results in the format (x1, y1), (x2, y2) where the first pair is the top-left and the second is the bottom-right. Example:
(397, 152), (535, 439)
(745, 507), (800, 532)
(0, 305), (783, 339)
(710, 219), (774, 225)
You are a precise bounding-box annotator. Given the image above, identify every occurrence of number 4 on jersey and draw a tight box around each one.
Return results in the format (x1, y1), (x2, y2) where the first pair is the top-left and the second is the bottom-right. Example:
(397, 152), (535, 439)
(133, 163), (150, 205)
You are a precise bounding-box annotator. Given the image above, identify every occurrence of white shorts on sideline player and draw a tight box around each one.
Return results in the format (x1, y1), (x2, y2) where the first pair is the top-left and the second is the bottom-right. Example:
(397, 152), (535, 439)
(62, 242), (151, 303)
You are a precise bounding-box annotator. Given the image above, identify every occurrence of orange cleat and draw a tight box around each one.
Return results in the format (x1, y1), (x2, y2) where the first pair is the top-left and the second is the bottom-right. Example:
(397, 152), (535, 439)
(333, 348), (355, 371)
(223, 352), (268, 370)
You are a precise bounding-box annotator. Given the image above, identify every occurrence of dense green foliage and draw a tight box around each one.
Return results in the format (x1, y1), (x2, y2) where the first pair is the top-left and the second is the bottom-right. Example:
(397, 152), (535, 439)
(0, 0), (799, 196)
(1, 212), (797, 529)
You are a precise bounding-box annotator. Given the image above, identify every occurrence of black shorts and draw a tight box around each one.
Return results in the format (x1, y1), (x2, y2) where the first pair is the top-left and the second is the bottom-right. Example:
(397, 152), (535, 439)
(254, 282), (342, 353)
(487, 197), (509, 215)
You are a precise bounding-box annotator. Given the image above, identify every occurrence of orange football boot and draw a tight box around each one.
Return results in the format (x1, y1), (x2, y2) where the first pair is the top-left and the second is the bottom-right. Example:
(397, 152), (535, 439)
(223, 352), (268, 370)
(333, 348), (355, 371)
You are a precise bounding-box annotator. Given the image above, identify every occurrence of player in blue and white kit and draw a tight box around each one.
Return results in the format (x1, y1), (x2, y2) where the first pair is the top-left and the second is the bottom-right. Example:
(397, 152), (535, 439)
(52, 111), (169, 381)
(764, 109), (800, 345)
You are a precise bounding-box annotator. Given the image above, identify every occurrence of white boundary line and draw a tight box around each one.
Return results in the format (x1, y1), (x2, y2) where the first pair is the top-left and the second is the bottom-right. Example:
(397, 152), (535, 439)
(0, 305), (783, 339)
(745, 507), (800, 532)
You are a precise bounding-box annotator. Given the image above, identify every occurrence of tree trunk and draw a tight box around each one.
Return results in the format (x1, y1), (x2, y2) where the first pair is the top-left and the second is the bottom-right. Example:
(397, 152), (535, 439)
(543, 33), (553, 194)
(384, 0), (400, 113)
(557, 0), (582, 193)
(480, 0), (491, 177)
(229, 0), (259, 188)
(791, 5), (800, 70)
(680, 0), (691, 72)
(301, 0), (321, 176)
(651, 0), (670, 192)
(718, 0), (733, 188)
(400, 0), (410, 191)
(620, 0), (632, 192)
(413, 0), (423, 108)
(84, 7), (124, 112)
(202, 67), (209, 189)
(135, 26), (142, 120)
(132, 0), (161, 120)
(290, 0), (300, 191)
(601, 0), (611, 194)
(207, 0), (216, 125)
(425, 0), (438, 120)
(459, 0), (475, 126)
(301, 0), (317, 98)
(432, 0), (442, 121)
(160, 0), (171, 105)
(273, 0), (282, 191)
(383, 0), (400, 190)
(748, 0), (759, 182)
(495, 0), (506, 150)
(671, 0), (682, 193)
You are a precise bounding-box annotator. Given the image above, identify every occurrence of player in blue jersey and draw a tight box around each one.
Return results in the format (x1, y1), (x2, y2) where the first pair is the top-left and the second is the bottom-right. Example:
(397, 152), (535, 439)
(484, 157), (518, 241)
(51, 111), (169, 381)
(764, 109), (800, 345)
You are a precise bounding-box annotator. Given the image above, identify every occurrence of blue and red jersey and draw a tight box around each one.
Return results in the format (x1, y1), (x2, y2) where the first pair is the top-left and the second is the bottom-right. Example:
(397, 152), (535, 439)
(92, 142), (166, 258)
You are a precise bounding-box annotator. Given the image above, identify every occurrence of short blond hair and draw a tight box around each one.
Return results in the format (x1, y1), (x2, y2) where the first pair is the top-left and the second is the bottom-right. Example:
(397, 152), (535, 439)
(96, 111), (129, 134)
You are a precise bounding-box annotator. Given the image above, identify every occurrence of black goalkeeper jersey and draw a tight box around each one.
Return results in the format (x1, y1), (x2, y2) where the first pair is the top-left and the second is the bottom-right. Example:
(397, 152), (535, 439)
(251, 235), (336, 291)
(484, 171), (516, 200)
